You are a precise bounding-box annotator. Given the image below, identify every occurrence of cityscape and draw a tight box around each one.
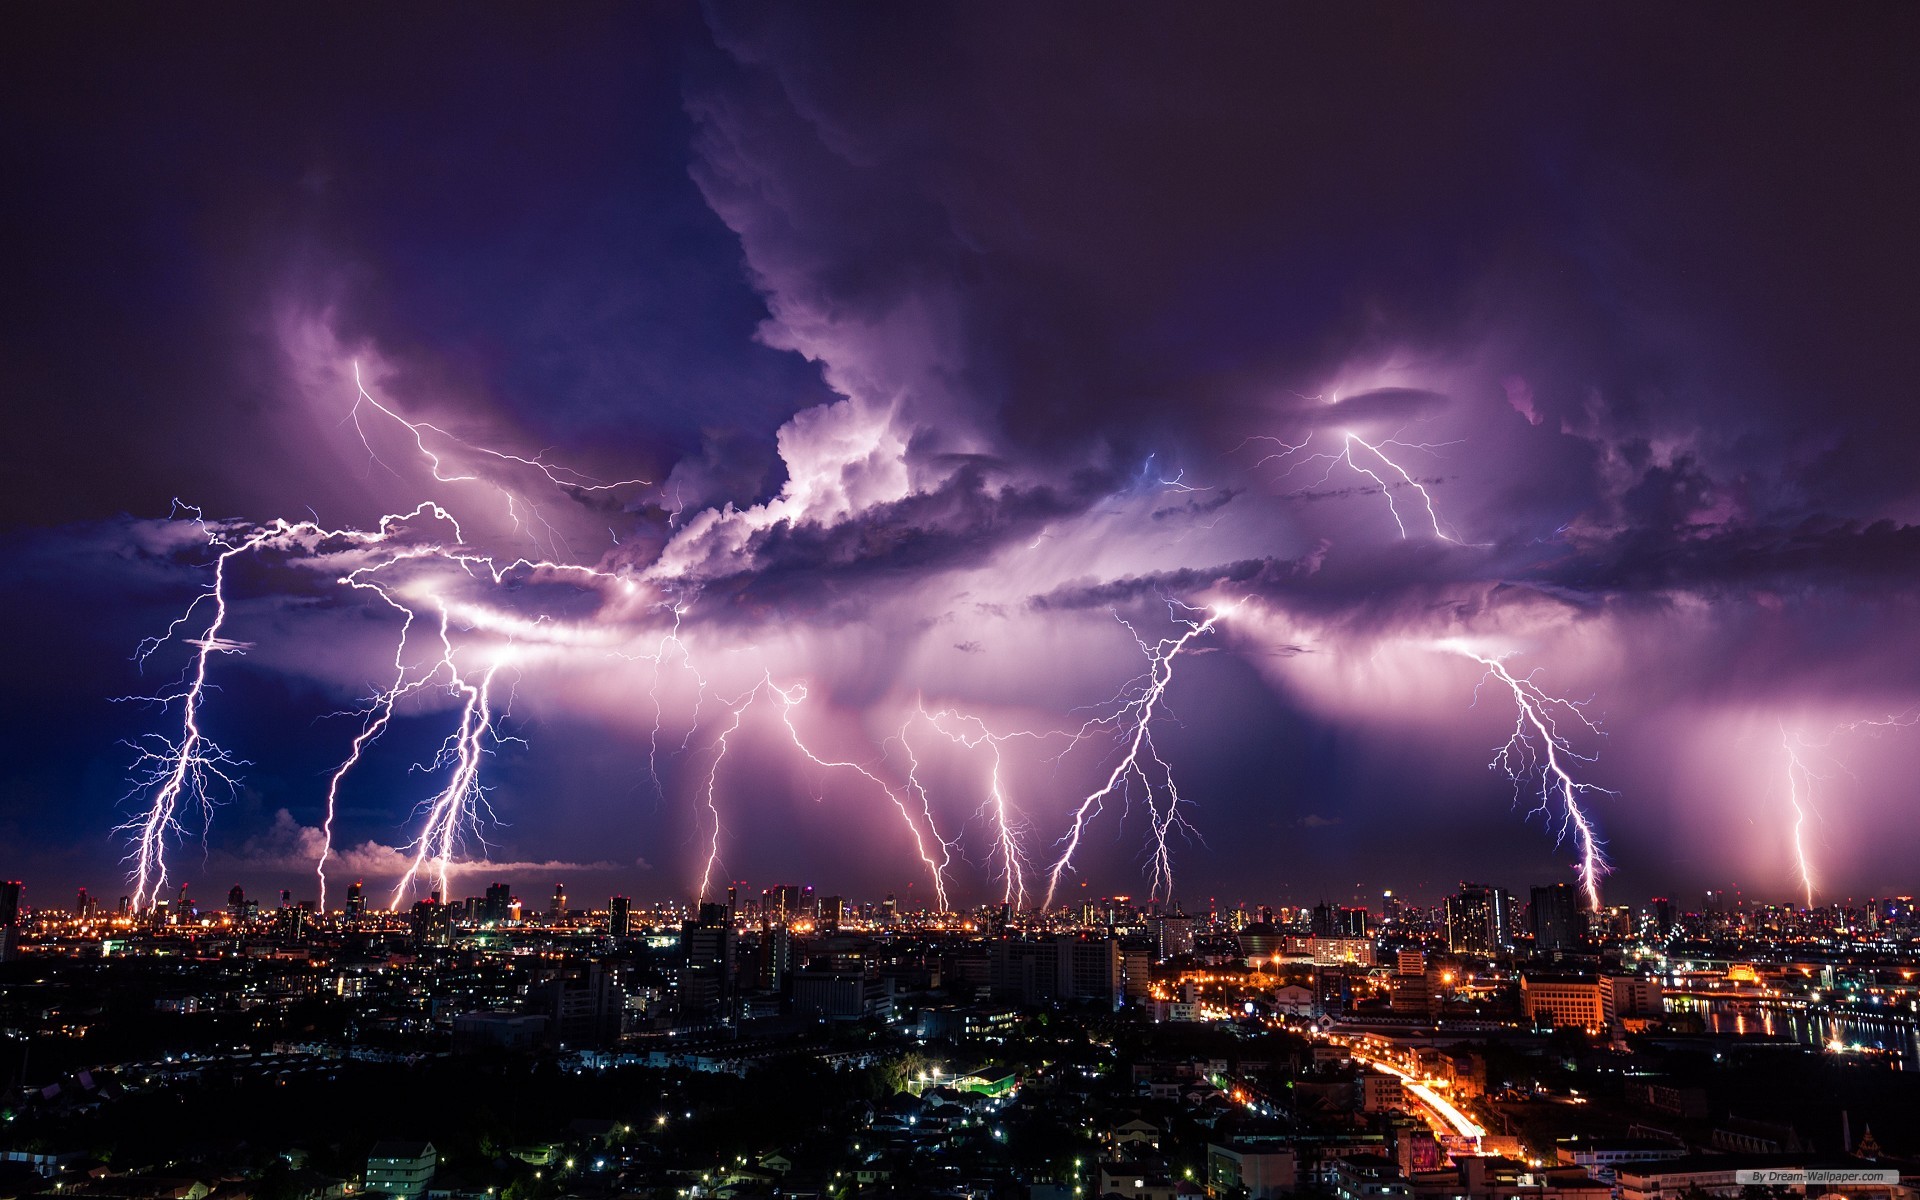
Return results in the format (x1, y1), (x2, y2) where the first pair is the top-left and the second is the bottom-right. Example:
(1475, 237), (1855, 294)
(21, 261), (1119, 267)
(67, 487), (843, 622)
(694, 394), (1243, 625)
(2, 874), (1918, 1200)
(6, 4), (1920, 1200)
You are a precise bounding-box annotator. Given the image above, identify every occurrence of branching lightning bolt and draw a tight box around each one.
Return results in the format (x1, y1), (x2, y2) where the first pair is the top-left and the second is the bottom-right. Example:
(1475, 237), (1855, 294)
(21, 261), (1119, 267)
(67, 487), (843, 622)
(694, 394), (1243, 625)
(689, 677), (957, 908)
(126, 368), (1258, 915)
(915, 707), (1031, 910)
(1042, 600), (1235, 910)
(1242, 425), (1475, 543)
(1448, 645), (1612, 911)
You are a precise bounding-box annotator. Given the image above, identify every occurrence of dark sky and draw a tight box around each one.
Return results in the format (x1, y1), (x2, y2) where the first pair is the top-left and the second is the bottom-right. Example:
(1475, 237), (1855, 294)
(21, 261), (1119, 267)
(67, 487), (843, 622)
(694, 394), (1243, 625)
(4, 4), (1918, 914)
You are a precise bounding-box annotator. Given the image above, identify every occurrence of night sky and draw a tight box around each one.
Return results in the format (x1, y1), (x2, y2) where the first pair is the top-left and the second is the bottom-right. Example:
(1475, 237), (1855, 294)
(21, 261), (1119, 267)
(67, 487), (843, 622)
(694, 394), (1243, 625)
(4, 4), (1919, 913)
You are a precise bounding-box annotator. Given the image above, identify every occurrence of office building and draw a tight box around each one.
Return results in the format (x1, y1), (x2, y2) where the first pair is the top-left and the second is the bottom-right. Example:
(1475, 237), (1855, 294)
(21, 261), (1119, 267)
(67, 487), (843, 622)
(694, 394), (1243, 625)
(1530, 883), (1580, 952)
(1447, 882), (1513, 954)
(1519, 974), (1613, 1031)
(608, 894), (631, 937)
(763, 884), (801, 923)
(1154, 914), (1193, 959)
(482, 882), (512, 924)
(679, 903), (736, 1021)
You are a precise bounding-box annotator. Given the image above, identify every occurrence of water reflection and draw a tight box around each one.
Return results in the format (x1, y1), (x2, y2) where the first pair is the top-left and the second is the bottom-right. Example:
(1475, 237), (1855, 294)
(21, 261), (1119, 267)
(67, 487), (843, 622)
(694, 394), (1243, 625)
(1668, 997), (1918, 1069)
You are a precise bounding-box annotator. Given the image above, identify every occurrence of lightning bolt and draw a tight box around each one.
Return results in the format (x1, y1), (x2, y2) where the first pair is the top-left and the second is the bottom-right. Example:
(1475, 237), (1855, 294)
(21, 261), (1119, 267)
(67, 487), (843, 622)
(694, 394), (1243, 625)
(1243, 426), (1473, 543)
(1775, 711), (1915, 910)
(1446, 645), (1612, 911)
(125, 369), (1257, 916)
(125, 366), (646, 911)
(349, 363), (647, 551)
(690, 677), (957, 908)
(768, 680), (954, 911)
(1042, 600), (1234, 911)
(120, 501), (466, 911)
(1780, 726), (1819, 910)
(916, 707), (1030, 910)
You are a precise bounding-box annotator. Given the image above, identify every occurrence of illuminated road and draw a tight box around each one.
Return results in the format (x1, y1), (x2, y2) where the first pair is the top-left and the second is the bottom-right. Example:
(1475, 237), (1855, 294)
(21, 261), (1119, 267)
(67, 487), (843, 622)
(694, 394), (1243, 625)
(1332, 1036), (1485, 1141)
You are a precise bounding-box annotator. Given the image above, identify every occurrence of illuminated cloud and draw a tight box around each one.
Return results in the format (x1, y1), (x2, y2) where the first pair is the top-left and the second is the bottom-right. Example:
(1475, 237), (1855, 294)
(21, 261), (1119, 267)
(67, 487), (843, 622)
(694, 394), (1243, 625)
(4, 6), (1918, 907)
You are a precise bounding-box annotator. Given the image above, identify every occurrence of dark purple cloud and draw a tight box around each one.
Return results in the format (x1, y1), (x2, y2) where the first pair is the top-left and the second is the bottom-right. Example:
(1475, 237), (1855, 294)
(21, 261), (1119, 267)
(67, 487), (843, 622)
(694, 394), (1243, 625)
(3, 4), (1918, 910)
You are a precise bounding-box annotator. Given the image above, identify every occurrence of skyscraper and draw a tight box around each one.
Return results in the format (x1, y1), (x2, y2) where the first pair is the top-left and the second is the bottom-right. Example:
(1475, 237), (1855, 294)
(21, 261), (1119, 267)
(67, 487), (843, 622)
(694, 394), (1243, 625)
(227, 885), (246, 922)
(483, 882), (512, 924)
(609, 895), (631, 938)
(680, 902), (735, 1021)
(0, 881), (20, 964)
(763, 884), (801, 922)
(1447, 883), (1512, 955)
(551, 883), (568, 919)
(346, 880), (365, 918)
(1529, 883), (1579, 952)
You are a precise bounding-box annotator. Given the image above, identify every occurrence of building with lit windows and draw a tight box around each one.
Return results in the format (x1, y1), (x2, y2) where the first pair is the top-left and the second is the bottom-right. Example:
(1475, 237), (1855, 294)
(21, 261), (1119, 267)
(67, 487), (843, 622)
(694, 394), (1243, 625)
(366, 1142), (436, 1200)
(1519, 974), (1612, 1030)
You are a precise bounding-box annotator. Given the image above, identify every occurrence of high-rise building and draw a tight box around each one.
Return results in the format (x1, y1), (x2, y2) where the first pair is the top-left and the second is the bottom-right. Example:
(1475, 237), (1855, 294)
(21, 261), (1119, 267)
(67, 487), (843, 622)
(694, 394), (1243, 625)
(989, 936), (1122, 1009)
(679, 902), (736, 1021)
(1311, 902), (1336, 937)
(0, 881), (20, 964)
(609, 895), (631, 938)
(1530, 883), (1579, 952)
(1154, 914), (1194, 960)
(1446, 883), (1512, 955)
(483, 882), (512, 924)
(1652, 897), (1674, 935)
(763, 884), (801, 923)
(346, 880), (365, 918)
(1309, 903), (1368, 937)
(756, 921), (793, 990)
(820, 896), (846, 931)
(227, 885), (246, 922)
(551, 883), (568, 919)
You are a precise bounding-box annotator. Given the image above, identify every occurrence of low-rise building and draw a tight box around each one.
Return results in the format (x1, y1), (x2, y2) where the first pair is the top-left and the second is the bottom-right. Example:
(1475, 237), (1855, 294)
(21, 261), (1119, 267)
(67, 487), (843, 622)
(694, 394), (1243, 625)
(366, 1142), (437, 1200)
(1208, 1142), (1297, 1198)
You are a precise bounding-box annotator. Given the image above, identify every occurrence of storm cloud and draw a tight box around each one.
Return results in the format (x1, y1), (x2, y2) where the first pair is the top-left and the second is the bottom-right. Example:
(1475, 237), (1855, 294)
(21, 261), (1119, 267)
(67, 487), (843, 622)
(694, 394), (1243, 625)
(4, 4), (1918, 909)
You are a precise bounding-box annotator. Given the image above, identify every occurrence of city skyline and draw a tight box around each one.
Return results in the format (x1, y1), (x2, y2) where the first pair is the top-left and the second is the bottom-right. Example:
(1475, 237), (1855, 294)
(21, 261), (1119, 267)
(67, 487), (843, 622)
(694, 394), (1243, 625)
(5, 8), (1920, 909)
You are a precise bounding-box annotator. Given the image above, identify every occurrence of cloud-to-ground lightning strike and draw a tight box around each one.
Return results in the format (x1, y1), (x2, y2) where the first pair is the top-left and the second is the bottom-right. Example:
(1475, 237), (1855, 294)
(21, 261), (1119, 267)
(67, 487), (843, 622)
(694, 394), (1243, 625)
(1775, 712), (1916, 909)
(690, 677), (957, 909)
(120, 501), (468, 911)
(127, 370), (1265, 914)
(1779, 726), (1819, 910)
(123, 362), (656, 910)
(1243, 426), (1472, 543)
(768, 681), (955, 912)
(1042, 601), (1236, 910)
(915, 707), (1030, 910)
(1446, 645), (1611, 910)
